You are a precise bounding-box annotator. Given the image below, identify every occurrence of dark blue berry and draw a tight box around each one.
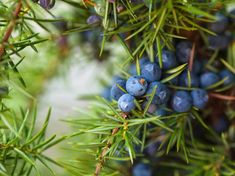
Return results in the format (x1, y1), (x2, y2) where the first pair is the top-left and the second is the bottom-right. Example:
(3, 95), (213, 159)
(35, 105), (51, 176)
(212, 116), (229, 134)
(219, 69), (235, 86)
(179, 71), (199, 87)
(144, 141), (160, 156)
(209, 13), (228, 33)
(142, 101), (157, 114)
(141, 63), (161, 82)
(200, 72), (220, 88)
(39, 0), (55, 9)
(118, 94), (135, 112)
(176, 41), (192, 63)
(111, 79), (126, 100)
(208, 35), (231, 50)
(101, 87), (111, 101)
(129, 57), (149, 75)
(191, 89), (209, 109)
(156, 50), (177, 70)
(146, 82), (170, 105)
(132, 163), (152, 176)
(154, 106), (168, 116)
(87, 15), (101, 25)
(192, 59), (203, 74)
(172, 91), (192, 112)
(126, 76), (148, 97)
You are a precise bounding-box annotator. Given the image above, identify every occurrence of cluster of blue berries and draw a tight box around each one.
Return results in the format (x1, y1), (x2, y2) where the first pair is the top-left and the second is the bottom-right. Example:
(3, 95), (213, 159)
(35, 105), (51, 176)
(208, 11), (235, 50)
(103, 41), (234, 114)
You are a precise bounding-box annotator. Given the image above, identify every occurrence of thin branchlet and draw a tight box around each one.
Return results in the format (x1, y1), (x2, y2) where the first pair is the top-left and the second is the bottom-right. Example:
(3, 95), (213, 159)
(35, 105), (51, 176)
(0, 0), (22, 59)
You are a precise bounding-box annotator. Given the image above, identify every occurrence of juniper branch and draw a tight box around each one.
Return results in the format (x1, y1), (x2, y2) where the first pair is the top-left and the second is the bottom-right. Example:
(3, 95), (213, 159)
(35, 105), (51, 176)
(0, 0), (22, 59)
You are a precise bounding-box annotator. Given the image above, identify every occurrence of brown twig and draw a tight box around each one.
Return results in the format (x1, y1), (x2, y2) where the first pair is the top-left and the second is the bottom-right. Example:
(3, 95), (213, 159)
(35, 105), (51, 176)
(189, 42), (196, 72)
(209, 93), (235, 101)
(94, 113), (128, 176)
(0, 0), (22, 59)
(94, 127), (119, 176)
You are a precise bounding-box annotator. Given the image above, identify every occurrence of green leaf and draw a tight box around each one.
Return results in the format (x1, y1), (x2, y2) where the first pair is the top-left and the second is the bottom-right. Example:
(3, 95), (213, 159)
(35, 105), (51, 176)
(221, 59), (235, 74)
(14, 148), (35, 166)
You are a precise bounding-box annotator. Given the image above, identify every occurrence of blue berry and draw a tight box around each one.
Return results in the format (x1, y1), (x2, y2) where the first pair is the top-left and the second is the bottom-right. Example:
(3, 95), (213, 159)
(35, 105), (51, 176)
(111, 79), (126, 100)
(213, 116), (229, 134)
(126, 76), (148, 97)
(141, 63), (161, 82)
(219, 69), (235, 86)
(200, 72), (220, 88)
(144, 141), (160, 156)
(192, 59), (203, 74)
(156, 50), (177, 70)
(101, 87), (111, 101)
(172, 91), (192, 112)
(154, 106), (168, 116)
(129, 64), (137, 75)
(87, 15), (101, 25)
(208, 35), (231, 50)
(112, 75), (123, 83)
(191, 89), (209, 109)
(39, 0), (55, 9)
(179, 71), (199, 87)
(129, 57), (149, 75)
(209, 13), (228, 33)
(118, 94), (135, 112)
(132, 163), (152, 176)
(176, 41), (192, 63)
(146, 82), (170, 105)
(142, 101), (157, 114)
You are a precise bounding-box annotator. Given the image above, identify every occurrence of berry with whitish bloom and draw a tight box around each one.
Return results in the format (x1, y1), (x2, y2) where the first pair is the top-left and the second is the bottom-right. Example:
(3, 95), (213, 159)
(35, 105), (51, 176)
(39, 0), (55, 9)
(146, 82), (170, 105)
(200, 72), (220, 88)
(172, 91), (193, 112)
(118, 94), (135, 112)
(132, 163), (152, 176)
(191, 89), (209, 109)
(209, 13), (228, 33)
(87, 15), (101, 25)
(176, 41), (193, 63)
(126, 76), (148, 97)
(219, 69), (235, 86)
(111, 79), (126, 101)
(156, 50), (177, 70)
(208, 35), (231, 50)
(142, 101), (157, 114)
(179, 71), (199, 87)
(141, 63), (161, 82)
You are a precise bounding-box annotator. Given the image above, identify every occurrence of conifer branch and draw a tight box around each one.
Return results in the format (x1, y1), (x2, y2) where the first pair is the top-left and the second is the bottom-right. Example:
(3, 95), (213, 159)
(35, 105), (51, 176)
(0, 0), (22, 59)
